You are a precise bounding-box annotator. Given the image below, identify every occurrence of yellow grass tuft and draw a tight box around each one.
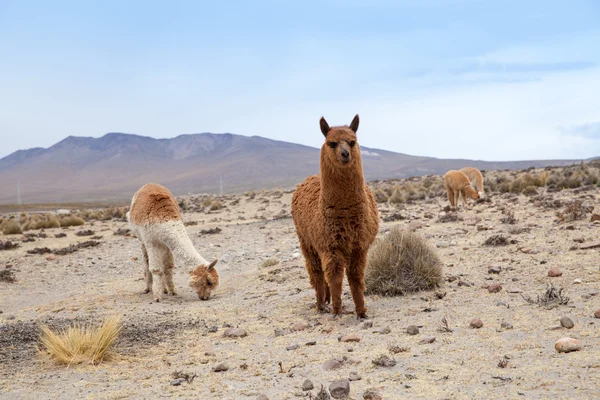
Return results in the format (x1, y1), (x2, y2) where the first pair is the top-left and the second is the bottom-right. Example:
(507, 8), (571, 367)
(39, 316), (123, 365)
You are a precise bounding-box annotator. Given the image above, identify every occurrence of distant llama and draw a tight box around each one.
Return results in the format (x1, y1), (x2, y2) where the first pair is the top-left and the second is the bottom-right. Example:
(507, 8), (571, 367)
(444, 170), (480, 209)
(460, 167), (485, 197)
(291, 115), (379, 319)
(127, 183), (219, 302)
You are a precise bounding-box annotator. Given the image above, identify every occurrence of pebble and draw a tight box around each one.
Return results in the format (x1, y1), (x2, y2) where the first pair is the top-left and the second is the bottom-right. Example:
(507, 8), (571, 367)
(363, 389), (383, 400)
(329, 379), (350, 399)
(555, 337), (581, 353)
(305, 341), (317, 346)
(547, 268), (562, 277)
(560, 316), (574, 329)
(223, 328), (247, 338)
(322, 357), (345, 371)
(302, 379), (314, 391)
(45, 255), (57, 261)
(170, 379), (183, 386)
(348, 371), (361, 381)
(291, 252), (301, 259)
(286, 344), (300, 351)
(594, 310), (600, 319)
(436, 241), (450, 248)
(573, 278), (582, 284)
(488, 266), (501, 274)
(339, 334), (361, 343)
(573, 236), (585, 243)
(487, 283), (502, 293)
(256, 396), (269, 400)
(275, 328), (291, 337)
(470, 318), (484, 329)
(361, 320), (373, 329)
(374, 326), (391, 334)
(291, 322), (310, 332)
(212, 361), (229, 372)
(406, 325), (419, 335)
(506, 287), (522, 294)
(500, 322), (513, 330)
(419, 336), (436, 344)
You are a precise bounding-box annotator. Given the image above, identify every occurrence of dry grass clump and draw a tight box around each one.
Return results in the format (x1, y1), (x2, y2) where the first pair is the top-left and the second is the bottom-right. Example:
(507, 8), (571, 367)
(365, 227), (442, 296)
(500, 212), (517, 224)
(484, 235), (509, 246)
(437, 212), (462, 223)
(521, 185), (538, 196)
(21, 214), (61, 231)
(2, 220), (22, 235)
(0, 240), (20, 251)
(522, 283), (569, 309)
(389, 186), (406, 204)
(75, 206), (128, 221)
(39, 316), (123, 365)
(209, 200), (224, 211)
(0, 267), (16, 283)
(556, 200), (594, 223)
(261, 258), (280, 268)
(374, 189), (389, 203)
(59, 216), (85, 227)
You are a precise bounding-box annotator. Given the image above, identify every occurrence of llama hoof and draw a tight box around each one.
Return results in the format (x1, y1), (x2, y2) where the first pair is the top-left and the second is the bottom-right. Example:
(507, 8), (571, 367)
(357, 314), (368, 320)
(332, 313), (342, 319)
(143, 288), (151, 294)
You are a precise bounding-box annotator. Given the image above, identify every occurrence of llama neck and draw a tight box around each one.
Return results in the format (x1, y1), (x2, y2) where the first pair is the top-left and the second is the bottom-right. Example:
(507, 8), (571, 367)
(161, 221), (208, 268)
(320, 150), (366, 207)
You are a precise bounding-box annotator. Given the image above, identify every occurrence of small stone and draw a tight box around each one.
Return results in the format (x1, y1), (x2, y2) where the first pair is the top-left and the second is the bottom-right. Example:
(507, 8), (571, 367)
(339, 334), (361, 343)
(329, 379), (350, 399)
(286, 344), (300, 351)
(488, 266), (501, 274)
(291, 322), (309, 332)
(419, 336), (436, 344)
(348, 371), (361, 381)
(45, 255), (57, 261)
(580, 240), (600, 249)
(573, 236), (585, 243)
(374, 326), (391, 334)
(591, 214), (600, 222)
(560, 316), (574, 329)
(555, 337), (581, 353)
(291, 252), (301, 258)
(223, 328), (247, 338)
(594, 310), (600, 319)
(506, 287), (522, 294)
(406, 325), (419, 335)
(322, 357), (344, 371)
(573, 279), (582, 284)
(170, 379), (182, 386)
(305, 341), (317, 346)
(361, 320), (373, 329)
(488, 283), (502, 293)
(520, 247), (532, 254)
(436, 241), (450, 248)
(470, 318), (483, 329)
(256, 396), (269, 400)
(363, 389), (383, 400)
(372, 354), (397, 367)
(208, 326), (218, 333)
(548, 268), (562, 277)
(302, 379), (314, 391)
(500, 322), (513, 330)
(275, 328), (291, 337)
(212, 361), (229, 372)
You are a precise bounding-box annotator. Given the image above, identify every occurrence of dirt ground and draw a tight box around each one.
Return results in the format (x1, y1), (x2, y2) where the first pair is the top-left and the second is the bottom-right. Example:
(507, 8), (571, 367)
(1, 182), (599, 400)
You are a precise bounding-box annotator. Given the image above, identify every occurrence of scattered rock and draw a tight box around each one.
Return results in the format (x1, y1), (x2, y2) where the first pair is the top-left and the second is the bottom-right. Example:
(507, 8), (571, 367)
(45, 254), (57, 261)
(506, 287), (522, 294)
(406, 325), (419, 335)
(305, 341), (317, 346)
(256, 395), (269, 400)
(223, 328), (247, 338)
(302, 379), (314, 391)
(470, 318), (484, 329)
(573, 279), (582, 284)
(560, 316), (574, 329)
(170, 379), (182, 386)
(579, 241), (600, 250)
(591, 214), (600, 222)
(572, 236), (585, 243)
(363, 389), (383, 400)
(488, 266), (501, 274)
(291, 322), (309, 332)
(419, 336), (436, 344)
(372, 354), (396, 367)
(212, 362), (229, 372)
(436, 241), (450, 248)
(322, 357), (345, 371)
(488, 283), (502, 293)
(329, 379), (350, 399)
(275, 328), (291, 337)
(361, 320), (373, 329)
(348, 371), (361, 381)
(548, 268), (562, 277)
(286, 344), (300, 351)
(339, 334), (361, 343)
(555, 337), (581, 353)
(594, 310), (600, 319)
(500, 322), (513, 330)
(374, 326), (391, 334)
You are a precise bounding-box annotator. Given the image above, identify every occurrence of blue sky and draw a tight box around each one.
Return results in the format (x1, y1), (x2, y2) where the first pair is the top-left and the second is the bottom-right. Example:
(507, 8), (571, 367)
(1, 0), (599, 160)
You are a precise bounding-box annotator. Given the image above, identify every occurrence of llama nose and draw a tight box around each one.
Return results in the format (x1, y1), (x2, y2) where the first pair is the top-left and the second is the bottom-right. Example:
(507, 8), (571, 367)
(341, 150), (350, 160)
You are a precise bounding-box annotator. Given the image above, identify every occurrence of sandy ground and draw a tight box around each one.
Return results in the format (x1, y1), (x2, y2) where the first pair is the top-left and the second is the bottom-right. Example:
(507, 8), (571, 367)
(1, 185), (599, 400)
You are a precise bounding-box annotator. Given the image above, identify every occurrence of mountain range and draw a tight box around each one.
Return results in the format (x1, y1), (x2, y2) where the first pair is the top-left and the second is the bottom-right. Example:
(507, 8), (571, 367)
(0, 132), (583, 204)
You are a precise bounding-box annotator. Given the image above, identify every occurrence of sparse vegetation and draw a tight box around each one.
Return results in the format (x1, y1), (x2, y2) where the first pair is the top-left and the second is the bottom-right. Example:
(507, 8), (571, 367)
(555, 200), (594, 223)
(484, 235), (509, 246)
(59, 216), (86, 227)
(437, 212), (462, 223)
(522, 283), (569, 309)
(365, 227), (442, 296)
(2, 220), (22, 235)
(209, 200), (224, 211)
(0, 240), (19, 251)
(500, 212), (517, 224)
(39, 316), (122, 365)
(261, 258), (280, 268)
(0, 267), (16, 283)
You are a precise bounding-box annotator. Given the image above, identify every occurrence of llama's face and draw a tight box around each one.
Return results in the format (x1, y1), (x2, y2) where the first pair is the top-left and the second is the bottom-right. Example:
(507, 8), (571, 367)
(189, 259), (219, 300)
(320, 115), (360, 167)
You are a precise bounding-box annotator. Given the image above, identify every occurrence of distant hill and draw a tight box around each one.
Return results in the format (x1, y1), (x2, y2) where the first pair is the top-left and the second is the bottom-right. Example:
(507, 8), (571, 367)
(0, 132), (583, 204)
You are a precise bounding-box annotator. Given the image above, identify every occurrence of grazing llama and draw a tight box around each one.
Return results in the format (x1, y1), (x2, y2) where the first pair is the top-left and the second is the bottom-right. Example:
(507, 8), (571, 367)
(127, 183), (219, 302)
(444, 170), (480, 209)
(460, 167), (485, 197)
(292, 115), (379, 319)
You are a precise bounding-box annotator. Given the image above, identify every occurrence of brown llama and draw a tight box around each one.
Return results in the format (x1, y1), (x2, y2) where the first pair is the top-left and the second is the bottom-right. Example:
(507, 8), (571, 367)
(291, 115), (379, 319)
(444, 170), (480, 209)
(460, 167), (485, 197)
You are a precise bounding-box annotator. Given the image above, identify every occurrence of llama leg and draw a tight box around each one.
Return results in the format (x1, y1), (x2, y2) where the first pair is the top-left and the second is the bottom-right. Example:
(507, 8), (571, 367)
(453, 189), (460, 209)
(162, 247), (177, 296)
(300, 243), (329, 312)
(445, 184), (453, 207)
(141, 244), (152, 294)
(146, 245), (166, 302)
(323, 252), (345, 318)
(347, 250), (368, 319)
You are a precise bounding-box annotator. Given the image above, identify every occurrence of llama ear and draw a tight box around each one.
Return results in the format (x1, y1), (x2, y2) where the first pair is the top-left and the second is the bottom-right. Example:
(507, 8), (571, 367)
(349, 114), (359, 133)
(319, 117), (330, 137)
(207, 259), (218, 271)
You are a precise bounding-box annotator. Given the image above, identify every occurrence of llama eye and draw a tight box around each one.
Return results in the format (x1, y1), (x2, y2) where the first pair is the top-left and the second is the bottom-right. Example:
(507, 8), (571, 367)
(207, 281), (212, 287)
(349, 141), (356, 147)
(327, 142), (338, 149)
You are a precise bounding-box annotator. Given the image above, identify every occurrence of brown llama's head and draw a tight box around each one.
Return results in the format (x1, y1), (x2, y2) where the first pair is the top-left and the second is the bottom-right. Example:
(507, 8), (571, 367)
(320, 114), (360, 167)
(464, 185), (480, 200)
(189, 259), (219, 300)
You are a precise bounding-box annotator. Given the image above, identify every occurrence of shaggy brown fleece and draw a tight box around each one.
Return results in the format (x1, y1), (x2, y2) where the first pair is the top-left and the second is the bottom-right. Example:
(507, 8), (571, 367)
(291, 115), (379, 319)
(444, 170), (480, 208)
(129, 183), (181, 225)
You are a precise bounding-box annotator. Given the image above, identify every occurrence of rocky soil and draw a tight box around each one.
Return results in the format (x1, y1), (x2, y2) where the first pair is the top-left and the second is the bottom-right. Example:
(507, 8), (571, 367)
(1, 181), (599, 400)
